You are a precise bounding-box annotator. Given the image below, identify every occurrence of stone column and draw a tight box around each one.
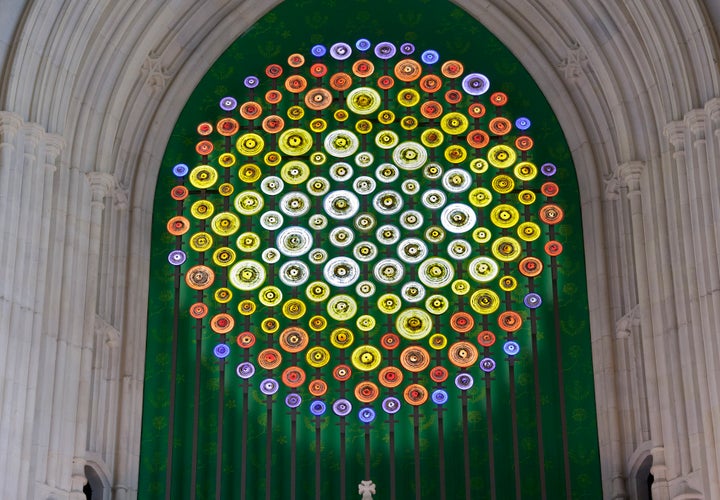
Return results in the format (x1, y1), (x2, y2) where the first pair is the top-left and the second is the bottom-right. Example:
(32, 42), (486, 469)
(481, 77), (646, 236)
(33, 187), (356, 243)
(69, 172), (115, 499)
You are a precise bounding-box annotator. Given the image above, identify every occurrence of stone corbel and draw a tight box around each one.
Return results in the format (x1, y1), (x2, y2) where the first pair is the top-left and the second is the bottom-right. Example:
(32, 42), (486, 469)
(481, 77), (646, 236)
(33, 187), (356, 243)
(94, 314), (121, 348)
(615, 304), (639, 339)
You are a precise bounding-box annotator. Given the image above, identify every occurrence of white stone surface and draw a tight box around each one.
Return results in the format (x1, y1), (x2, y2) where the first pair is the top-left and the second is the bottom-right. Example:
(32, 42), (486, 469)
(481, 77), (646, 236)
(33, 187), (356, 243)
(0, 1), (718, 498)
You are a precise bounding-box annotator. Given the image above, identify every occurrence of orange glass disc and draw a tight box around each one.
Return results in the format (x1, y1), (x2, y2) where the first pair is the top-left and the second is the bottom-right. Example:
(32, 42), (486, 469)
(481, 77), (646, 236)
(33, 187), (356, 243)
(330, 72), (353, 91)
(284, 75), (307, 93)
(171, 186), (188, 201)
(333, 364), (352, 381)
(287, 53), (305, 68)
(310, 63), (327, 78)
(282, 366), (306, 388)
(197, 122), (213, 136)
(262, 115), (285, 134)
(440, 60), (464, 78)
(377, 75), (394, 90)
(217, 117), (239, 136)
(185, 265), (215, 290)
(304, 88), (333, 111)
(210, 313), (235, 334)
(468, 103), (486, 118)
(354, 381), (380, 403)
(239, 102), (262, 121)
(420, 101), (443, 119)
(378, 366), (404, 388)
(394, 59), (422, 82)
(419, 74), (442, 93)
(541, 182), (559, 197)
(403, 384), (429, 406)
(167, 216), (190, 235)
(308, 379), (328, 397)
(545, 240), (563, 256)
(488, 117), (512, 135)
(189, 302), (208, 319)
(467, 130), (490, 149)
(515, 136), (534, 151)
(265, 90), (282, 104)
(498, 311), (523, 332)
(445, 89), (462, 104)
(265, 64), (283, 79)
(519, 256), (544, 277)
(236, 331), (256, 348)
(400, 346), (431, 372)
(352, 59), (374, 78)
(490, 92), (508, 106)
(279, 326), (309, 353)
(380, 333), (400, 350)
(195, 140), (213, 155)
(539, 204), (564, 224)
(429, 366), (449, 383)
(448, 341), (479, 368)
(450, 312), (474, 333)
(257, 348), (283, 370)
(477, 330), (496, 347)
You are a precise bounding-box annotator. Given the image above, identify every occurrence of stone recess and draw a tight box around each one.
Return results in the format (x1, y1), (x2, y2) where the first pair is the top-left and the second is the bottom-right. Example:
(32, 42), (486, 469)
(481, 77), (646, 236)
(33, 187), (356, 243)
(0, 1), (719, 499)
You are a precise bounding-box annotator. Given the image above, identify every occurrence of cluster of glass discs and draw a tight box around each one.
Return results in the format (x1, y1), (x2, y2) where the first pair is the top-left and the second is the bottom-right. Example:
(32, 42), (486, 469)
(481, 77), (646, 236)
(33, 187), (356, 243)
(167, 39), (564, 422)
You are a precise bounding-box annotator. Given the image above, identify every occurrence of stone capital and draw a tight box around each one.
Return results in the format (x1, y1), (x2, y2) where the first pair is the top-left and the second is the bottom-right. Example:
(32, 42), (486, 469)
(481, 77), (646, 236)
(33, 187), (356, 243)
(44, 134), (65, 170)
(0, 111), (23, 143)
(705, 97), (720, 125)
(617, 161), (645, 194)
(86, 171), (116, 207)
(663, 121), (686, 151)
(684, 109), (706, 141)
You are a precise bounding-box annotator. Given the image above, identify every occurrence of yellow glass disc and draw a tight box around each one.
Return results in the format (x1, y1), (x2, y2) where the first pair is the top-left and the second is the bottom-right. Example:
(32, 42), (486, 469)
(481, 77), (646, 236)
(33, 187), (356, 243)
(308, 315), (327, 332)
(306, 281), (330, 302)
(472, 227), (492, 244)
(356, 119), (373, 134)
(356, 315), (376, 332)
(287, 106), (305, 120)
(491, 174), (515, 194)
(237, 299), (256, 316)
(309, 118), (327, 133)
(517, 222), (542, 242)
(468, 187), (493, 207)
(280, 160), (310, 185)
(309, 151), (327, 165)
(397, 88), (420, 107)
(282, 298), (306, 320)
(425, 294), (449, 315)
(400, 116), (418, 130)
(378, 110), (395, 124)
(351, 345), (382, 371)
(330, 327), (355, 349)
(347, 87), (382, 115)
(451, 279), (471, 296)
(334, 109), (349, 121)
(429, 333), (448, 350)
(214, 287), (233, 304)
(218, 183), (234, 197)
(518, 189), (536, 205)
(491, 236), (522, 262)
(261, 317), (280, 334)
(514, 161), (538, 181)
(470, 289), (501, 315)
(375, 130), (398, 149)
(278, 128), (313, 156)
(258, 286), (283, 307)
(440, 112), (469, 135)
(421, 128), (444, 148)
(444, 144), (467, 163)
(264, 151), (282, 166)
(327, 294), (357, 321)
(212, 247), (236, 267)
(487, 144), (517, 169)
(211, 212), (241, 236)
(306, 346), (331, 368)
(395, 308), (433, 341)
(218, 153), (236, 168)
(236, 232), (260, 252)
(189, 232), (213, 252)
(469, 158), (489, 174)
(190, 200), (214, 220)
(239, 163), (262, 183)
(236, 133), (265, 157)
(189, 165), (218, 189)
(377, 293), (402, 314)
(233, 191), (264, 215)
(490, 204), (520, 229)
(499, 275), (518, 292)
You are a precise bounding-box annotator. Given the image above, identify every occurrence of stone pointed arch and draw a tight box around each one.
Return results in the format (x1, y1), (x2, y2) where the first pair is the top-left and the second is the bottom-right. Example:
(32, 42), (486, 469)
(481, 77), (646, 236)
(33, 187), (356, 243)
(0, 1), (718, 498)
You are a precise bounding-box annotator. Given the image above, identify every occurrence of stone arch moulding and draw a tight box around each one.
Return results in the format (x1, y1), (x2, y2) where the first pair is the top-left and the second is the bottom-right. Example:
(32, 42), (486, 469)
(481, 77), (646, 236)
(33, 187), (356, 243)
(0, 0), (718, 499)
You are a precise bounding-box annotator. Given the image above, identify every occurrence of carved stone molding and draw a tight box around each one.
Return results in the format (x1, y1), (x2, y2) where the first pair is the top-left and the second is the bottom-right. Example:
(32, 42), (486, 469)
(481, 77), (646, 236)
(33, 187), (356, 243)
(558, 43), (588, 83)
(141, 51), (172, 94)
